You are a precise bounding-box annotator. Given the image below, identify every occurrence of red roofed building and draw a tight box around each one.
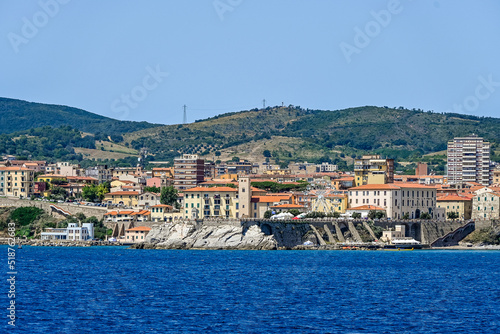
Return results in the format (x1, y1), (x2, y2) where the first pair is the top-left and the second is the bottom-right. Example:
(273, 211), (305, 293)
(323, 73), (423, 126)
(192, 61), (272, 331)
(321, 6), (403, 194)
(125, 226), (151, 243)
(437, 194), (473, 220)
(104, 191), (139, 207)
(182, 186), (238, 219)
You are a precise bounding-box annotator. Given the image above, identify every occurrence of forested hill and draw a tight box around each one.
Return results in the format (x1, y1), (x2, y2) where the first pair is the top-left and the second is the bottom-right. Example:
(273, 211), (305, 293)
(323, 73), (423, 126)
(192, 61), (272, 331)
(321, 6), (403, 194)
(125, 105), (500, 163)
(1, 98), (499, 170)
(0, 97), (161, 135)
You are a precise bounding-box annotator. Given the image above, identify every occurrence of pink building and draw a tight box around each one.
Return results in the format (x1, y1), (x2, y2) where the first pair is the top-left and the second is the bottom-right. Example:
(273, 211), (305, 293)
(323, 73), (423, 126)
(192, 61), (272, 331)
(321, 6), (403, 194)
(146, 177), (162, 188)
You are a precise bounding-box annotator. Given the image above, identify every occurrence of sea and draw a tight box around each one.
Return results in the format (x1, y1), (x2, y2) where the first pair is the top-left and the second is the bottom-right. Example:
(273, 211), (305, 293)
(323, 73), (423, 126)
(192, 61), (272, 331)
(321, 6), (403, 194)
(1, 246), (499, 333)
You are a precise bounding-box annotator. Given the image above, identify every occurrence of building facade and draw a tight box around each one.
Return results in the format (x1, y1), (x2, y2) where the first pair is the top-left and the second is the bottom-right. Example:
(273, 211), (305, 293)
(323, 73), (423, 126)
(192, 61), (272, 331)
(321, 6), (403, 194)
(471, 187), (500, 220)
(41, 222), (94, 241)
(348, 184), (437, 219)
(447, 135), (492, 186)
(354, 155), (394, 186)
(174, 154), (205, 190)
(0, 167), (35, 198)
(182, 186), (239, 219)
(436, 195), (472, 220)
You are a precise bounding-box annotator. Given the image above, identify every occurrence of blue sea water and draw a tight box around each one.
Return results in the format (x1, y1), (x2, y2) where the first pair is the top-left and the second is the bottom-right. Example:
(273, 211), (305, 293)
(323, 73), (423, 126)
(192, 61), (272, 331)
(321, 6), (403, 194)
(1, 246), (499, 333)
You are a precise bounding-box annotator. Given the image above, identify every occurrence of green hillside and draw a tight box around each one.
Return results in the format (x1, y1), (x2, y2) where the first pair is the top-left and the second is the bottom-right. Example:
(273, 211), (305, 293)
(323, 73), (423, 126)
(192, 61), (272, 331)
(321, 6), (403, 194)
(125, 106), (500, 169)
(1, 99), (499, 172)
(0, 97), (161, 135)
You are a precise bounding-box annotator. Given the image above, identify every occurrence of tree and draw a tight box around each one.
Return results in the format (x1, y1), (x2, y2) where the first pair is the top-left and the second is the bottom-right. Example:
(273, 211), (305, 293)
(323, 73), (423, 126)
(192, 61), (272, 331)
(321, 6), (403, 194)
(82, 185), (98, 202)
(375, 211), (386, 219)
(161, 186), (179, 208)
(288, 209), (301, 217)
(96, 184), (109, 201)
(232, 156), (240, 162)
(352, 212), (362, 219)
(402, 212), (410, 220)
(51, 178), (67, 186)
(368, 210), (377, 219)
(305, 211), (326, 219)
(75, 212), (87, 222)
(51, 186), (68, 200)
(420, 212), (432, 219)
(264, 210), (273, 219)
(215, 151), (221, 156)
(144, 186), (161, 193)
(263, 150), (271, 158)
(447, 211), (459, 220)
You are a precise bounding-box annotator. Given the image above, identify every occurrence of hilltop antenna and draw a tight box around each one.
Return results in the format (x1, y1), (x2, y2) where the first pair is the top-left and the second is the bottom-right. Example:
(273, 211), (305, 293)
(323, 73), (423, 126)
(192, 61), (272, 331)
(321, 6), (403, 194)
(183, 105), (187, 124)
(263, 99), (266, 108)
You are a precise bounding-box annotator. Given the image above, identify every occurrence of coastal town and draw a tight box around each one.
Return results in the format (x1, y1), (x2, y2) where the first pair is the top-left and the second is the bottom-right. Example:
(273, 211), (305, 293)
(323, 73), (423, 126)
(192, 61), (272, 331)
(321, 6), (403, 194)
(1, 135), (499, 248)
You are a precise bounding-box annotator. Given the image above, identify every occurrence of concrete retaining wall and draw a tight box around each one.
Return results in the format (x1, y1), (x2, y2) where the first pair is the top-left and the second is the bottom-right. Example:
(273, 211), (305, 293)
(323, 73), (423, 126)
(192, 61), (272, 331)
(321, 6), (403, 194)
(0, 198), (107, 219)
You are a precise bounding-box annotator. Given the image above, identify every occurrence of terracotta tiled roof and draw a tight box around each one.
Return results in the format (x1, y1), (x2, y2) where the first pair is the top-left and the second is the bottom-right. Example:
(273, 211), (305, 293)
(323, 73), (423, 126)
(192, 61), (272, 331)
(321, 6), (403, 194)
(126, 226), (152, 232)
(2, 167), (33, 171)
(67, 176), (98, 181)
(251, 195), (290, 203)
(271, 203), (306, 209)
(349, 184), (401, 190)
(395, 183), (437, 189)
(183, 186), (237, 192)
(131, 210), (150, 216)
(104, 210), (136, 216)
(151, 204), (173, 208)
(437, 195), (472, 202)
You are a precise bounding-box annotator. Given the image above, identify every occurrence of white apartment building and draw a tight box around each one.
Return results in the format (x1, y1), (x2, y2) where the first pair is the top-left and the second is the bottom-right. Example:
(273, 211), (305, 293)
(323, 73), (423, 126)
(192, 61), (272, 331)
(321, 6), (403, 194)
(348, 184), (437, 219)
(447, 135), (492, 186)
(41, 222), (94, 241)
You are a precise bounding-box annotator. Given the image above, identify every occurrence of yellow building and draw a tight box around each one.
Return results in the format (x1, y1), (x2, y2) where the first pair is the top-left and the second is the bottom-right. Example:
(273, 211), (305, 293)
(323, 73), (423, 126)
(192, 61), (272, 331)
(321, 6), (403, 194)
(311, 194), (348, 214)
(150, 204), (183, 222)
(436, 195), (472, 220)
(494, 170), (500, 184)
(36, 174), (67, 184)
(104, 191), (139, 207)
(354, 155), (394, 186)
(0, 167), (35, 198)
(182, 186), (239, 219)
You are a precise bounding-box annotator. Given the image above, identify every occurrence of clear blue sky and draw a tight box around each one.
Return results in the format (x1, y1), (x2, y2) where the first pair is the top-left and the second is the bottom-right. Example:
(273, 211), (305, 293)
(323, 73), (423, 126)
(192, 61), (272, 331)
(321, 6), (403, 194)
(1, 0), (499, 124)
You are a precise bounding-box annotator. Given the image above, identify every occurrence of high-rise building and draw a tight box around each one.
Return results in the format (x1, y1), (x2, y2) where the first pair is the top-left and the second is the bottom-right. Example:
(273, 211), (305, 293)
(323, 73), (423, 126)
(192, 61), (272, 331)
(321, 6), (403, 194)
(447, 135), (491, 186)
(174, 154), (205, 190)
(354, 155), (394, 186)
